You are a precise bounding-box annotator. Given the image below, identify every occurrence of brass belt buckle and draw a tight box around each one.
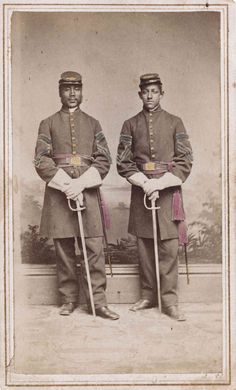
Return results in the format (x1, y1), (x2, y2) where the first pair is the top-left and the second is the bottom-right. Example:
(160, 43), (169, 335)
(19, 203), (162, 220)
(70, 155), (81, 166)
(145, 162), (156, 171)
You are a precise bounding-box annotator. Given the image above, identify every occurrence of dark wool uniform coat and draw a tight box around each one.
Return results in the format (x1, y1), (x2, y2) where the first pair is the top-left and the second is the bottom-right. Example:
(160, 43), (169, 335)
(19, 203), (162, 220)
(117, 107), (193, 240)
(34, 107), (111, 238)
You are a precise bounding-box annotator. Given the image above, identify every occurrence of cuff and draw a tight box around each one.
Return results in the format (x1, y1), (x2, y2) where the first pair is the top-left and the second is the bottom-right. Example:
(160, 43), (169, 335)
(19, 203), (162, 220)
(159, 172), (182, 189)
(48, 169), (72, 191)
(128, 172), (148, 188)
(80, 167), (102, 189)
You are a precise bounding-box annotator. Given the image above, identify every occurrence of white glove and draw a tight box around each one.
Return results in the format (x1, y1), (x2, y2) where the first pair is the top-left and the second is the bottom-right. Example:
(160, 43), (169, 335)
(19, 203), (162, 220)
(143, 179), (160, 196)
(143, 173), (182, 195)
(63, 167), (102, 200)
(149, 191), (159, 202)
(48, 168), (84, 205)
(48, 169), (72, 191)
(79, 166), (102, 188)
(128, 172), (148, 188)
(75, 193), (84, 207)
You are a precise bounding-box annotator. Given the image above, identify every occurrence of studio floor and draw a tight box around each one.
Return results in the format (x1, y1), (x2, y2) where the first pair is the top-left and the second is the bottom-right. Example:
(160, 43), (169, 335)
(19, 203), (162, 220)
(13, 302), (222, 376)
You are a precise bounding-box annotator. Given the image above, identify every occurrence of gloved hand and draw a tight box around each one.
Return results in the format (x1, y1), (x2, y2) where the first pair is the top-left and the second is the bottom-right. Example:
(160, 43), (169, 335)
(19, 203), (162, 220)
(76, 193), (84, 207)
(63, 167), (102, 200)
(143, 173), (182, 195)
(143, 179), (160, 196)
(148, 190), (159, 202)
(48, 169), (85, 205)
(67, 192), (84, 210)
(63, 177), (86, 200)
(68, 192), (84, 207)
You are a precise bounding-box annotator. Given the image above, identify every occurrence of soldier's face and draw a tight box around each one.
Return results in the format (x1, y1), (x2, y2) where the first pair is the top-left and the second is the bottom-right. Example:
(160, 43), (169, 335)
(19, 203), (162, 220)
(59, 84), (82, 108)
(139, 84), (163, 110)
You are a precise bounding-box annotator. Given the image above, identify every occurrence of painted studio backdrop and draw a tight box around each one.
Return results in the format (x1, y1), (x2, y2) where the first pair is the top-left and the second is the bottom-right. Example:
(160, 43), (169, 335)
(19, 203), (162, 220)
(11, 11), (222, 265)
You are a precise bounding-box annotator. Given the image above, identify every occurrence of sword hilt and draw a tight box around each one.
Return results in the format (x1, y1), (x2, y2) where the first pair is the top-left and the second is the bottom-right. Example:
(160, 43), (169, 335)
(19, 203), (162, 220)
(144, 193), (160, 210)
(68, 198), (86, 211)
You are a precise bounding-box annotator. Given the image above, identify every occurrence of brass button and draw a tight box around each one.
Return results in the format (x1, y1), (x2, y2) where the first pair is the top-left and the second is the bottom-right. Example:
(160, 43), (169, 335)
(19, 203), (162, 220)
(151, 154), (155, 159)
(150, 132), (153, 136)
(150, 139), (154, 143)
(72, 150), (76, 155)
(150, 146), (154, 151)
(149, 119), (152, 123)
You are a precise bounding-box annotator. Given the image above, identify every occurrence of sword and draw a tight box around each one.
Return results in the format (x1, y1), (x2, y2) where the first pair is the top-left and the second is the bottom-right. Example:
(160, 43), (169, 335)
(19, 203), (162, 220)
(97, 189), (113, 277)
(144, 193), (162, 313)
(68, 198), (96, 317)
(184, 244), (190, 285)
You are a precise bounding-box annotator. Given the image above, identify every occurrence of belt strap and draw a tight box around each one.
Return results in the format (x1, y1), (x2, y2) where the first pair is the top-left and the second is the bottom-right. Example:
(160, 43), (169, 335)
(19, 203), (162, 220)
(53, 154), (93, 167)
(137, 161), (174, 175)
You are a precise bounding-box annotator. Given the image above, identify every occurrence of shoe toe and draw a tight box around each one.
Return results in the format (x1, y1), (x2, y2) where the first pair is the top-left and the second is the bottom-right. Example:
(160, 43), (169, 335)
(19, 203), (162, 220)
(59, 302), (76, 316)
(129, 299), (153, 311)
(95, 306), (120, 320)
(163, 305), (186, 321)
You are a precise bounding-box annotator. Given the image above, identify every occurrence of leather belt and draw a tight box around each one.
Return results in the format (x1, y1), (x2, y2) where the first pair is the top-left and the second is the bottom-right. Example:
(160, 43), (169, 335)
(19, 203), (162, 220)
(53, 154), (93, 167)
(137, 161), (174, 174)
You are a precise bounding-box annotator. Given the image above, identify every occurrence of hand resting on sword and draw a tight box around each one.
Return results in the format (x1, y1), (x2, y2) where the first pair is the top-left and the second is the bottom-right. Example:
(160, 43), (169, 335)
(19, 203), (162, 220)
(147, 190), (159, 203)
(143, 173), (182, 194)
(128, 171), (182, 203)
(48, 166), (102, 206)
(62, 178), (85, 201)
(62, 166), (102, 201)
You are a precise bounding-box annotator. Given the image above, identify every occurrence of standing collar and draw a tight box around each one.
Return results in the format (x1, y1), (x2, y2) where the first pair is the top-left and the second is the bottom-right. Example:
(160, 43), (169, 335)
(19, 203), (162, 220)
(60, 105), (81, 114)
(143, 104), (162, 116)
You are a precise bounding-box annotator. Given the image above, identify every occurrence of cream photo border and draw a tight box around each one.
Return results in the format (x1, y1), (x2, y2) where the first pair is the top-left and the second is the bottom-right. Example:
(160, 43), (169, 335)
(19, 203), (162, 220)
(1, 0), (236, 389)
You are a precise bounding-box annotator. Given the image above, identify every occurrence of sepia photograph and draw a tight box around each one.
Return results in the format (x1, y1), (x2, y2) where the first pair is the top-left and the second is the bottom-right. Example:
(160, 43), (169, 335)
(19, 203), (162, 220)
(1, 1), (236, 389)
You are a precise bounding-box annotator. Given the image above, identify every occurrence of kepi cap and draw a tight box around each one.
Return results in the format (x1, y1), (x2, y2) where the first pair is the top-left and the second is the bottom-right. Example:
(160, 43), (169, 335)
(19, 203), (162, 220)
(139, 73), (162, 88)
(59, 71), (82, 86)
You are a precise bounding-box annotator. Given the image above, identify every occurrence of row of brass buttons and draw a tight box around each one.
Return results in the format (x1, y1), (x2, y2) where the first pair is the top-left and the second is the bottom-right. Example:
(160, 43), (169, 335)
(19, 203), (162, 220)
(69, 113), (77, 155)
(149, 112), (156, 159)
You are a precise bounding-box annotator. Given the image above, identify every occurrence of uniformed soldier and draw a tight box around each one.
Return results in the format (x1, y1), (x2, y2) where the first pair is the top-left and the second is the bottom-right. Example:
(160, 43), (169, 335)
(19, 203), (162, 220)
(117, 73), (193, 321)
(34, 71), (119, 319)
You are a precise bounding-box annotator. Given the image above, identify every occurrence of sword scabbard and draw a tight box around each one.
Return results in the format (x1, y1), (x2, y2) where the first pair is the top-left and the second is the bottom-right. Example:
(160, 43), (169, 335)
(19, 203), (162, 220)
(97, 189), (113, 277)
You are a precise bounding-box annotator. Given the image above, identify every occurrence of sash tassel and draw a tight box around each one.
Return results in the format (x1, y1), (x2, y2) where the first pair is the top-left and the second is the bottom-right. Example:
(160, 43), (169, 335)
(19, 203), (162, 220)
(172, 189), (188, 245)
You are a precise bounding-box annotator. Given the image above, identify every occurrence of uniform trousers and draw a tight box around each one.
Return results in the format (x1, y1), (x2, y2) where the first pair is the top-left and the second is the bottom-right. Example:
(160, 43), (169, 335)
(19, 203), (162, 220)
(53, 237), (107, 308)
(137, 236), (179, 308)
